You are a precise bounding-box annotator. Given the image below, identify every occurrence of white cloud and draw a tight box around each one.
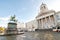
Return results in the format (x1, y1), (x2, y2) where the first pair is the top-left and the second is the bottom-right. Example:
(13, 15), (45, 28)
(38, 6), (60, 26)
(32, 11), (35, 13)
(0, 17), (9, 21)
(0, 17), (10, 28)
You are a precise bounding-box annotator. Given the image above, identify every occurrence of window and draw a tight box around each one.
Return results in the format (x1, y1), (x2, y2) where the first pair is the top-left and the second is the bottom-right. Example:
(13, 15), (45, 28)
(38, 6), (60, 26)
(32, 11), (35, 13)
(44, 6), (46, 9)
(56, 14), (60, 20)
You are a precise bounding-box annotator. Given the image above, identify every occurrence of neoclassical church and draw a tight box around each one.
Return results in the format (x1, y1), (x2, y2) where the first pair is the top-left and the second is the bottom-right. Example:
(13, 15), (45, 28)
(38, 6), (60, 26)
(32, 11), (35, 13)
(36, 3), (60, 29)
(26, 3), (60, 31)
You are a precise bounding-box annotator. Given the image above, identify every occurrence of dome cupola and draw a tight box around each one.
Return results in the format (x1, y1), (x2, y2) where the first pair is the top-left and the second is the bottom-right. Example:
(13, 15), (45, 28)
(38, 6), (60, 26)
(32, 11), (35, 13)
(40, 3), (48, 13)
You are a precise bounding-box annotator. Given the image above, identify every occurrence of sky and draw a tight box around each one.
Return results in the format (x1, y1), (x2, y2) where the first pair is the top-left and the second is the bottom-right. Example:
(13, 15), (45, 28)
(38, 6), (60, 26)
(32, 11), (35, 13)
(0, 0), (60, 28)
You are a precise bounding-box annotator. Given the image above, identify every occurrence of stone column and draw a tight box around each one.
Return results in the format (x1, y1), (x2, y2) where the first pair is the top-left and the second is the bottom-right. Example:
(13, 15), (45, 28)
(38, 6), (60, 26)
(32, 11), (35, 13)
(49, 16), (51, 22)
(53, 15), (57, 26)
(43, 18), (45, 29)
(49, 16), (51, 28)
(39, 19), (40, 29)
(41, 19), (43, 29)
(52, 15), (55, 27)
(40, 19), (42, 29)
(45, 17), (47, 29)
(48, 16), (50, 28)
(45, 17), (47, 22)
(37, 20), (39, 29)
(46, 17), (49, 29)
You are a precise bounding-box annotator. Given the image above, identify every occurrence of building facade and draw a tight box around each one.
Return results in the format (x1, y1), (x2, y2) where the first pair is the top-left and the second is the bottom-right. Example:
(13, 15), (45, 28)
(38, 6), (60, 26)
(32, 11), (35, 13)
(26, 20), (37, 31)
(17, 22), (24, 31)
(36, 3), (60, 29)
(26, 3), (60, 31)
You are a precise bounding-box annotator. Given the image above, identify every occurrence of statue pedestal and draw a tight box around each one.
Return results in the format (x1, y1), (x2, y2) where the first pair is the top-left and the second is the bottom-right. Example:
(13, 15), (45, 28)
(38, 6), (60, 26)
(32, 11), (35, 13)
(6, 21), (17, 34)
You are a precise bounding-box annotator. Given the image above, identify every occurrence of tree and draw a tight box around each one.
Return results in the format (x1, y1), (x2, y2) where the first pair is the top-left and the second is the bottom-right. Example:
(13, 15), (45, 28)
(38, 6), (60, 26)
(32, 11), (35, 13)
(0, 27), (5, 33)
